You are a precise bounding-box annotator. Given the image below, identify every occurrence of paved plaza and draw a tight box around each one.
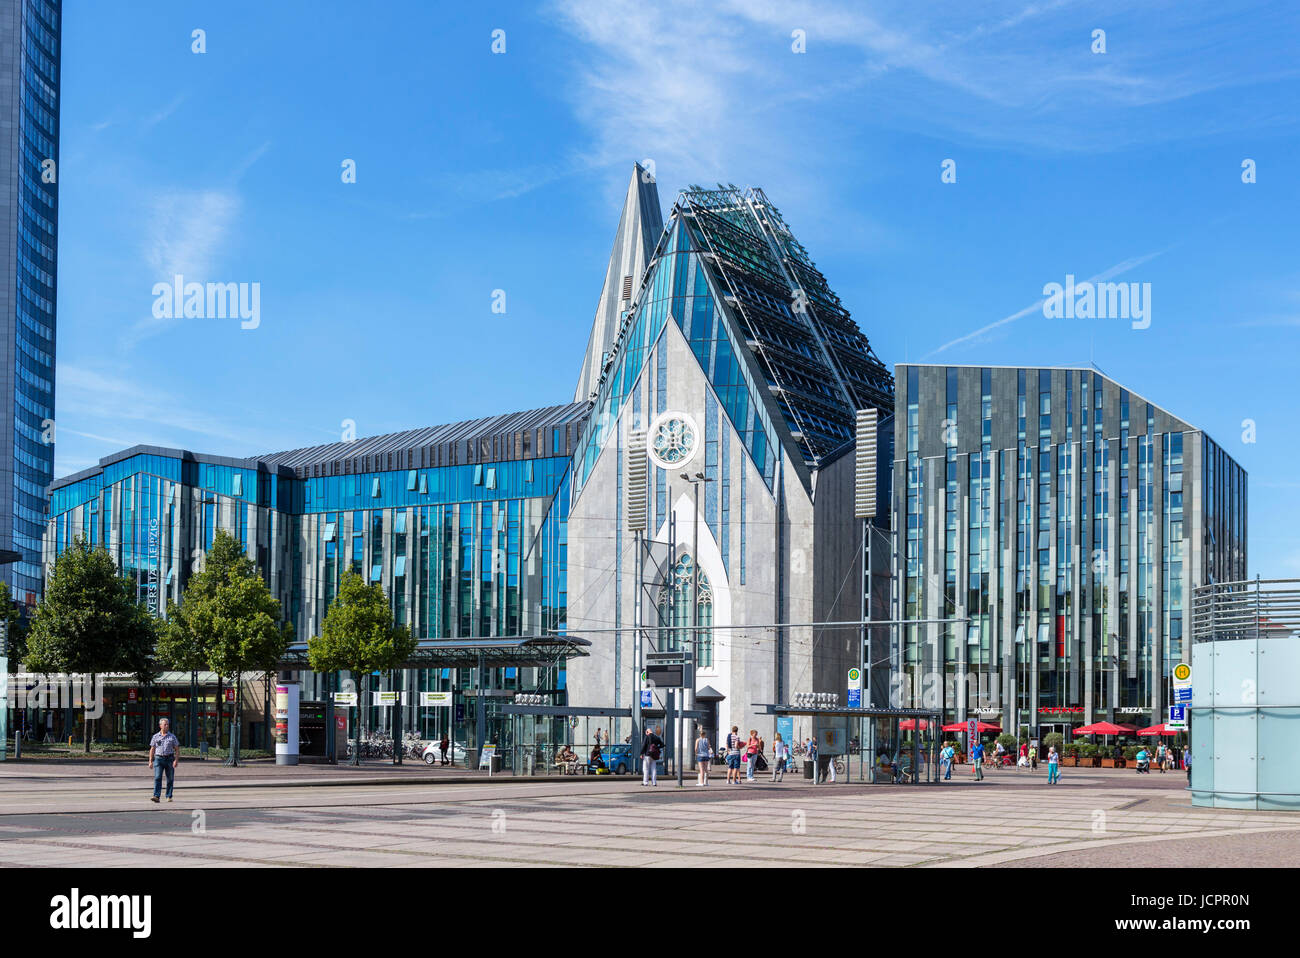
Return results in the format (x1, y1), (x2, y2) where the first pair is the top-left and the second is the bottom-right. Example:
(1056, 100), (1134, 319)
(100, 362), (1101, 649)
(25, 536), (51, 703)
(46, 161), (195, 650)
(1, 762), (1296, 867)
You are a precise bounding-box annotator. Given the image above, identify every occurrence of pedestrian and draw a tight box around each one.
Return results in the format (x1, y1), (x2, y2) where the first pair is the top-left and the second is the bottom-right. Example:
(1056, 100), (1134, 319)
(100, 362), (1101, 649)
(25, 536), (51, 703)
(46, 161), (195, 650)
(771, 733), (789, 782)
(970, 740), (985, 781)
(695, 728), (713, 786)
(640, 725), (664, 786)
(725, 725), (742, 784)
(994, 739), (1006, 768)
(1018, 741), (1028, 767)
(1030, 744), (1038, 771)
(806, 736), (818, 782)
(1046, 745), (1060, 785)
(148, 717), (180, 803)
(1184, 745), (1192, 784)
(1155, 741), (1167, 773)
(940, 741), (955, 780)
(439, 731), (450, 766)
(744, 729), (760, 782)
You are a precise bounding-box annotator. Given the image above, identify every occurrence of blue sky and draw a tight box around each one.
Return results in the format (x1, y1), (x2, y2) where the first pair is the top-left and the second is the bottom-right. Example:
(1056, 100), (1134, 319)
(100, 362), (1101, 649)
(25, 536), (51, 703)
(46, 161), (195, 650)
(55, 1), (1299, 575)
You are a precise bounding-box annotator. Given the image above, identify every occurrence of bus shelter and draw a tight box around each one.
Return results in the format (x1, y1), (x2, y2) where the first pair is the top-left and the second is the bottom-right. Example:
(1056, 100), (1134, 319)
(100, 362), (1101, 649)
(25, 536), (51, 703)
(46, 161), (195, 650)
(760, 704), (943, 785)
(280, 635), (591, 765)
(500, 703), (706, 777)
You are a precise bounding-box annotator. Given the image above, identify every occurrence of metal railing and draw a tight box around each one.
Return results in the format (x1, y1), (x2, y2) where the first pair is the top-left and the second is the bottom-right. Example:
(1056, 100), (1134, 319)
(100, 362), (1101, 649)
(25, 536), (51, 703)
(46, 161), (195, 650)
(1191, 577), (1300, 644)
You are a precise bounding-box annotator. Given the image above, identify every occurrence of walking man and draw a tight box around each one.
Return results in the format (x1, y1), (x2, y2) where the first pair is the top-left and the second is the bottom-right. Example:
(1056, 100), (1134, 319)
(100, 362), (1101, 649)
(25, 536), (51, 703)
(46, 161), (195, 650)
(640, 725), (664, 786)
(1046, 745), (1060, 785)
(1184, 745), (1192, 785)
(940, 741), (955, 780)
(148, 717), (180, 803)
(970, 740), (985, 781)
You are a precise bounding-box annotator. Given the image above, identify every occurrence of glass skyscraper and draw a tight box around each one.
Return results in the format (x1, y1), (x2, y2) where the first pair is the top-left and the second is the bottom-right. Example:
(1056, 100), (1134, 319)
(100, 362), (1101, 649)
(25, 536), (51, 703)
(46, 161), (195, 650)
(892, 364), (1247, 736)
(1, 0), (60, 607)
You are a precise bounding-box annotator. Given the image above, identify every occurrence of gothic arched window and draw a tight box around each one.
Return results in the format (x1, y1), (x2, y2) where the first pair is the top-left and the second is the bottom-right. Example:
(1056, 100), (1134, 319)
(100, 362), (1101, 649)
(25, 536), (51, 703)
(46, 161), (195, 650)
(657, 553), (714, 668)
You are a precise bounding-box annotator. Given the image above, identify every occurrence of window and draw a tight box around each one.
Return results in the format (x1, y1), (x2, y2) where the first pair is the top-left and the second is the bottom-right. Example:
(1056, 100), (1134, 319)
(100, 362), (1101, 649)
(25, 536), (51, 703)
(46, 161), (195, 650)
(394, 556), (406, 578)
(486, 467), (496, 490)
(371, 477), (381, 497)
(419, 473), (428, 494)
(395, 510), (407, 534)
(656, 553), (715, 667)
(474, 464), (483, 486)
(406, 470), (417, 491)
(371, 562), (383, 582)
(232, 473), (243, 497)
(323, 522), (337, 541)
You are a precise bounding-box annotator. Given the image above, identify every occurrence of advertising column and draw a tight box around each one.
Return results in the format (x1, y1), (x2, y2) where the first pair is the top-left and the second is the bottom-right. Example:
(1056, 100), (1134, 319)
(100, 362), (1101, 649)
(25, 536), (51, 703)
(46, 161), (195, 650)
(275, 683), (299, 766)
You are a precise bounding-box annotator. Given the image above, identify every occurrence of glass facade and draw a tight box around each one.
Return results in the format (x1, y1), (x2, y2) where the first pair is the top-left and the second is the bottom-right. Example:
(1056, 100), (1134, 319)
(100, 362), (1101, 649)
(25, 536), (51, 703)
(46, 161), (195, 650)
(3, 0), (61, 607)
(893, 365), (1247, 734)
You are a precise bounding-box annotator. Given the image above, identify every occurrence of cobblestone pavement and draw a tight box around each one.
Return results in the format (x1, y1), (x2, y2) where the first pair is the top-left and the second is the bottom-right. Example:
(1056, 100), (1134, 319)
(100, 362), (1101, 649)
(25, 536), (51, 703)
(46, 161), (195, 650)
(1, 763), (1295, 867)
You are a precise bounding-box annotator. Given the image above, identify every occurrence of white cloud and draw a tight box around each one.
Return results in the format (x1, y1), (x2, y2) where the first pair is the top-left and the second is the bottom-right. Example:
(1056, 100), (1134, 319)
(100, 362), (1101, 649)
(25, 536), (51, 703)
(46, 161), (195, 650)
(56, 364), (295, 458)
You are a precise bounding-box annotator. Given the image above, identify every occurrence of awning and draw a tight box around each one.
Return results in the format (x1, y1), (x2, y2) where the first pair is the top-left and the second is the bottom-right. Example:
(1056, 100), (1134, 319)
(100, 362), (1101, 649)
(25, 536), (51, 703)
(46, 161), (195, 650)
(899, 719), (930, 730)
(1073, 721), (1136, 735)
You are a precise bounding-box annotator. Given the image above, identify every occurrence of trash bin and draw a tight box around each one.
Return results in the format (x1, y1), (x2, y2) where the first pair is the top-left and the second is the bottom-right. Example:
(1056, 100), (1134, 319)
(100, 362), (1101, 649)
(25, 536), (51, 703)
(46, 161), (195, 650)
(490, 754), (503, 774)
(803, 760), (814, 780)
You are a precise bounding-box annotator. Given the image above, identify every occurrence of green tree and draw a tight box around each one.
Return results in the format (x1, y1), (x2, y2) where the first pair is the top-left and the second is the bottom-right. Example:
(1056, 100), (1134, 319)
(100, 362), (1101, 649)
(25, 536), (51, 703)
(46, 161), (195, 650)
(160, 530), (291, 765)
(0, 581), (25, 673)
(24, 537), (157, 752)
(307, 571), (416, 765)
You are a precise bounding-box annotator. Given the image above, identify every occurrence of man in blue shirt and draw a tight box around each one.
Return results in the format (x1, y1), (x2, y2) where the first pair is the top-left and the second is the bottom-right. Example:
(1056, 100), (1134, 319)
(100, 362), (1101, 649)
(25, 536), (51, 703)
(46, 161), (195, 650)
(970, 741), (985, 780)
(940, 742), (955, 780)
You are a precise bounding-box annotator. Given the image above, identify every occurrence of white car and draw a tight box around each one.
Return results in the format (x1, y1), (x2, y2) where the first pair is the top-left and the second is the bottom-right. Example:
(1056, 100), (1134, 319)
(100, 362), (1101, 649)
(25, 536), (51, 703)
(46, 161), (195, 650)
(420, 740), (468, 766)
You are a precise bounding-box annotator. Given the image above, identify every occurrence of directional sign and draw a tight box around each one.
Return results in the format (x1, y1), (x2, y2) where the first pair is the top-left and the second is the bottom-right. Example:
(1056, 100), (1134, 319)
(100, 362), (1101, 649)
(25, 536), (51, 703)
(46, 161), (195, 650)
(420, 691), (452, 707)
(1167, 704), (1187, 731)
(847, 687), (862, 709)
(1174, 686), (1192, 704)
(333, 691), (358, 707)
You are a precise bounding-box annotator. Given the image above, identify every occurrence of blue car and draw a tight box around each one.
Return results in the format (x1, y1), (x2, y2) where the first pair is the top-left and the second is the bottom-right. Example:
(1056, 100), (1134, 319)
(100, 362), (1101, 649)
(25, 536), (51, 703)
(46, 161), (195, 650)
(591, 744), (636, 775)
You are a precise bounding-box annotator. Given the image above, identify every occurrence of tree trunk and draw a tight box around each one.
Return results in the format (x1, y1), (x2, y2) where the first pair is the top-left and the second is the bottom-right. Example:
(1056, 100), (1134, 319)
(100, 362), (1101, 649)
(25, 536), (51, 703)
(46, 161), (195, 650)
(216, 675), (224, 750)
(83, 672), (93, 754)
(230, 672), (243, 767)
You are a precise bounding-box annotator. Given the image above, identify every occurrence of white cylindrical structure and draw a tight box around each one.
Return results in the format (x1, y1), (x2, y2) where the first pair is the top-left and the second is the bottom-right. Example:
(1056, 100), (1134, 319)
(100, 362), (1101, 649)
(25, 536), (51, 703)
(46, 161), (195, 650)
(275, 683), (300, 766)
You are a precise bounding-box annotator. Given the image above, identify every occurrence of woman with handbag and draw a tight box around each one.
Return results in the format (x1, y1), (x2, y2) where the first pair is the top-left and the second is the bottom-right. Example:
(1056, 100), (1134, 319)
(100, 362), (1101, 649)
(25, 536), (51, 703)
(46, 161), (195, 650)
(744, 730), (761, 782)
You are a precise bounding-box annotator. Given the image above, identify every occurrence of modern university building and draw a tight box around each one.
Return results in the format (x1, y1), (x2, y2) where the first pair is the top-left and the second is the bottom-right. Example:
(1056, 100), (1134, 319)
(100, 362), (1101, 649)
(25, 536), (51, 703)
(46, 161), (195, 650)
(34, 165), (1247, 756)
(893, 364), (1246, 736)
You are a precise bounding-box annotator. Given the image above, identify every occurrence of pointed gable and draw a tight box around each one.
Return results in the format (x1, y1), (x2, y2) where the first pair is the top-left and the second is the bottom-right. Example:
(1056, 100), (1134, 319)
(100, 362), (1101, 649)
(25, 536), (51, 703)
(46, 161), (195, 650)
(573, 163), (664, 402)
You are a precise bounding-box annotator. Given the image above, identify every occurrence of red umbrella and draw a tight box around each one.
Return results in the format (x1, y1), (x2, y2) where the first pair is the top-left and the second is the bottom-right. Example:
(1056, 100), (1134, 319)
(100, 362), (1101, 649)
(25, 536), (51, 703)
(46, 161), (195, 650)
(941, 721), (1000, 733)
(1072, 721), (1131, 736)
(898, 719), (929, 730)
(1136, 723), (1178, 736)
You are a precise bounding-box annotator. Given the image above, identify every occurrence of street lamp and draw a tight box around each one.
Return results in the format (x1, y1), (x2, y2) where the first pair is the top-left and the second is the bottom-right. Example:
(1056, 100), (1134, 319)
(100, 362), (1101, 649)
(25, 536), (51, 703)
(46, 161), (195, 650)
(679, 471), (713, 778)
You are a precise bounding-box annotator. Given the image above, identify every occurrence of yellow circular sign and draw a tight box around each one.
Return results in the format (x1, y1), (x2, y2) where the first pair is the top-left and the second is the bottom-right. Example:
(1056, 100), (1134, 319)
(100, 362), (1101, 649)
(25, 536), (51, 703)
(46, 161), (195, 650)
(1173, 663), (1191, 682)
